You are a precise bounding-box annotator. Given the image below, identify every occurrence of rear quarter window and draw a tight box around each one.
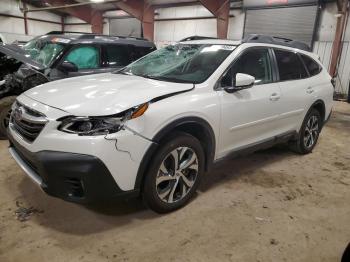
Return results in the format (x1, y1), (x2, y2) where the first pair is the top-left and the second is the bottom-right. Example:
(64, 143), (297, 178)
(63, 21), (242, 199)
(300, 54), (322, 76)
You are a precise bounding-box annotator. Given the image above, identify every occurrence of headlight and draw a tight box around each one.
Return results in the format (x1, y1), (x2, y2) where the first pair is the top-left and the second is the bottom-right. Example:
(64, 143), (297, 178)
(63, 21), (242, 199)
(58, 116), (122, 135)
(58, 103), (149, 136)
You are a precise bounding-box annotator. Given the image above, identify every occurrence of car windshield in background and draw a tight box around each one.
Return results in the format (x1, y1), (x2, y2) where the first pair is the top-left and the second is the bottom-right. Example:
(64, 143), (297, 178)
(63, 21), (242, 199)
(22, 37), (65, 68)
(120, 44), (236, 84)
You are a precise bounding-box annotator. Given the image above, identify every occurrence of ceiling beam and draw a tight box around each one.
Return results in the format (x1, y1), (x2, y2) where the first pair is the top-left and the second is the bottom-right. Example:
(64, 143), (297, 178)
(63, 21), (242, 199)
(26, 0), (104, 34)
(199, 0), (230, 39)
(114, 0), (154, 41)
(38, 0), (94, 23)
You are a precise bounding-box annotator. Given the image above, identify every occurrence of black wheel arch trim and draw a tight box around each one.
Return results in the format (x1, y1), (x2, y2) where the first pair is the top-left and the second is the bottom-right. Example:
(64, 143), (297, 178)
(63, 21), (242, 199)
(134, 116), (216, 191)
(297, 99), (327, 138)
(310, 99), (327, 123)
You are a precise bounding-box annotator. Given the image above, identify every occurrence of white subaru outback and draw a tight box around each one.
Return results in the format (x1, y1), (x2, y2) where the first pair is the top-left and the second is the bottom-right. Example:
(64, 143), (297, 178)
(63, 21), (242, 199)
(8, 35), (333, 213)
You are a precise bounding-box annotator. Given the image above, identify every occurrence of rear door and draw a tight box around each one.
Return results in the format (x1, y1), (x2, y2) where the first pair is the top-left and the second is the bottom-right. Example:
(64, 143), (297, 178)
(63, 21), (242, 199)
(273, 49), (310, 132)
(218, 47), (284, 156)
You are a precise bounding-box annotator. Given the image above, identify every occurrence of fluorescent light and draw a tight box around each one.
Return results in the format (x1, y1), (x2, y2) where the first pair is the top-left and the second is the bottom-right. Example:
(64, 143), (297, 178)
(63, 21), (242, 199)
(91, 0), (104, 3)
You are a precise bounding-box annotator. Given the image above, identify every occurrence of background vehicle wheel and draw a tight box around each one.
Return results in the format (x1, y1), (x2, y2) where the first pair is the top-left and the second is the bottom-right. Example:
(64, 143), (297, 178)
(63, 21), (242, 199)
(289, 109), (322, 154)
(142, 132), (205, 213)
(0, 96), (16, 139)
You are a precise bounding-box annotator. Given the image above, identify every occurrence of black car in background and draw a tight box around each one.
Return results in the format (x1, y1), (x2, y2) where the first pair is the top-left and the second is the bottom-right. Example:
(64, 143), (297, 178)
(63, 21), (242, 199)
(0, 31), (156, 138)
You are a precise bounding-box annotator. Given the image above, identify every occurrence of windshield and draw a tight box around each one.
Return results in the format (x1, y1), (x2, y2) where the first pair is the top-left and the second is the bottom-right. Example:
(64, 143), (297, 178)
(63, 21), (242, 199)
(22, 37), (65, 68)
(120, 44), (236, 83)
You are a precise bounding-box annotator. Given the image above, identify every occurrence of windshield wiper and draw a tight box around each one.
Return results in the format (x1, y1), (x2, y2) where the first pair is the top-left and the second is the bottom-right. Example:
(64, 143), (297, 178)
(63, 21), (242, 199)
(115, 70), (133, 75)
(140, 74), (193, 84)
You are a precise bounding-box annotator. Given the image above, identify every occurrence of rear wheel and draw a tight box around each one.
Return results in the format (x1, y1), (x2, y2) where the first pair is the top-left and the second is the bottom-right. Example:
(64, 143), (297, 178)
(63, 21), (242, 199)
(289, 109), (322, 154)
(142, 132), (205, 213)
(0, 96), (16, 139)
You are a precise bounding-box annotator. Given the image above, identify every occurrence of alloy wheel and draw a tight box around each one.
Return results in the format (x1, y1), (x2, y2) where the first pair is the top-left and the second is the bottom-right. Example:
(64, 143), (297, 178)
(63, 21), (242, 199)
(156, 147), (199, 203)
(303, 115), (319, 148)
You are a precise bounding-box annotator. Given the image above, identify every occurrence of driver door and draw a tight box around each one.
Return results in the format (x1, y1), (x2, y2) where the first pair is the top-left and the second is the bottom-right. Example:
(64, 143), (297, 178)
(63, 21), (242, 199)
(50, 45), (108, 81)
(218, 47), (283, 157)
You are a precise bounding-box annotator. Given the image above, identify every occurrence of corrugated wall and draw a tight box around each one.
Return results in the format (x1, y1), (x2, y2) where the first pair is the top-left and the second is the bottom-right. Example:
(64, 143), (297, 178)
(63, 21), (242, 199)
(314, 41), (350, 96)
(313, 2), (350, 96)
(154, 5), (245, 47)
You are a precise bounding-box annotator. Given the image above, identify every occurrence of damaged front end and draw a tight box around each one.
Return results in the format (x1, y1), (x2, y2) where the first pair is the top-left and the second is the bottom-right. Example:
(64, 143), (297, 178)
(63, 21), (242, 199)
(57, 103), (150, 136)
(0, 65), (49, 98)
(0, 44), (49, 98)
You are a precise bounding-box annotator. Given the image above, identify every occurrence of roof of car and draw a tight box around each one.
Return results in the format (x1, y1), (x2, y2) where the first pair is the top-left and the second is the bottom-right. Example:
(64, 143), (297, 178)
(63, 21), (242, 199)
(36, 32), (156, 48)
(179, 39), (241, 46)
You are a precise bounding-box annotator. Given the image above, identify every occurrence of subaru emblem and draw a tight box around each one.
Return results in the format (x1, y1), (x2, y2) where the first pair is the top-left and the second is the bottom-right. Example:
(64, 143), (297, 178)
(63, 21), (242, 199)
(13, 107), (24, 121)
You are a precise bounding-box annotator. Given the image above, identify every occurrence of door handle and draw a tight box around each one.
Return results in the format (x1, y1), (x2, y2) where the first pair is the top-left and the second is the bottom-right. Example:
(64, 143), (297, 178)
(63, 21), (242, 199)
(270, 93), (280, 101)
(306, 86), (314, 94)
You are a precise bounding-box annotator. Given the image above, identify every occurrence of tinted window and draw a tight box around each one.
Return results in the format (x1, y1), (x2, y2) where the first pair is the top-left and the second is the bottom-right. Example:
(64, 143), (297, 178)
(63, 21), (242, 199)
(301, 54), (321, 76)
(105, 45), (130, 67)
(221, 48), (273, 86)
(65, 46), (99, 69)
(275, 50), (308, 81)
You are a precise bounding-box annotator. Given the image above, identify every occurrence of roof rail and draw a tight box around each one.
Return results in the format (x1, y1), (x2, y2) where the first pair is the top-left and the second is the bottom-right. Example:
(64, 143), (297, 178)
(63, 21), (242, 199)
(81, 34), (149, 41)
(180, 35), (218, 42)
(46, 31), (150, 41)
(242, 34), (311, 52)
(46, 31), (93, 35)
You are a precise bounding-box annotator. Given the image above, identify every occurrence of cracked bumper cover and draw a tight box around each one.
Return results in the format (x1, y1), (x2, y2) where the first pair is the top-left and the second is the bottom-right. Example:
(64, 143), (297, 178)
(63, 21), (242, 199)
(8, 133), (140, 203)
(7, 94), (154, 203)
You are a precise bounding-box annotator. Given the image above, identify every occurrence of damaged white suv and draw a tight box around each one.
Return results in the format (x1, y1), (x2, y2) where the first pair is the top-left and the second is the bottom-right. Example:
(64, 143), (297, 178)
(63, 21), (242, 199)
(8, 35), (333, 213)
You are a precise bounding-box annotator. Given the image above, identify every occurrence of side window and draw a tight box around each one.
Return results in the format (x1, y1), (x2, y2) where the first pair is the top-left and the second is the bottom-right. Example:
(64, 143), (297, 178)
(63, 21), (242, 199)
(221, 48), (273, 87)
(65, 46), (100, 69)
(104, 45), (131, 67)
(131, 46), (156, 61)
(301, 54), (321, 76)
(274, 49), (308, 81)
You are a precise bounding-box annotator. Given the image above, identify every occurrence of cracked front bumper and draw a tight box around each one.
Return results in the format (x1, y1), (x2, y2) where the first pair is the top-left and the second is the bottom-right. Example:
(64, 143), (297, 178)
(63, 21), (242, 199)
(7, 95), (153, 202)
(8, 135), (139, 203)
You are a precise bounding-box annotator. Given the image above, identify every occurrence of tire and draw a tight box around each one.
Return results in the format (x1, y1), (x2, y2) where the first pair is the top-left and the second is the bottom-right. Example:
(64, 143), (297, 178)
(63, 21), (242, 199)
(289, 109), (322, 154)
(0, 96), (16, 139)
(142, 132), (205, 213)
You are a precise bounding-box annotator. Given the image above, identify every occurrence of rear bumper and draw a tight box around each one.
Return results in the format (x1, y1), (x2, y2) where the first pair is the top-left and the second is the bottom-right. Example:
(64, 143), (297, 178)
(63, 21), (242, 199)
(8, 135), (139, 203)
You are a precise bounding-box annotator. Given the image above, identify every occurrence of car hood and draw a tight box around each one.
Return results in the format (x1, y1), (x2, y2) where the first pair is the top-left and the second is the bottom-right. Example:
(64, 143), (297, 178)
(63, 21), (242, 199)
(24, 73), (194, 116)
(0, 43), (45, 70)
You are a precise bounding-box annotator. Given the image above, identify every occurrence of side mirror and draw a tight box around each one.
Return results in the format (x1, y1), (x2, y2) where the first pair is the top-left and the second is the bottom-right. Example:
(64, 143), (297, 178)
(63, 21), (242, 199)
(58, 61), (78, 73)
(224, 73), (255, 93)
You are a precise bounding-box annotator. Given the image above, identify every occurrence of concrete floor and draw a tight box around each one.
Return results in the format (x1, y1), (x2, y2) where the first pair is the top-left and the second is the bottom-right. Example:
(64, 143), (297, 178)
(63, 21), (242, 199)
(0, 102), (349, 262)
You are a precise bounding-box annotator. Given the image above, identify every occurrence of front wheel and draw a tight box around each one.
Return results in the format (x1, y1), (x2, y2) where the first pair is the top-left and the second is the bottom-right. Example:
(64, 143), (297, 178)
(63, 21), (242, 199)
(289, 109), (322, 154)
(142, 132), (205, 213)
(0, 96), (16, 139)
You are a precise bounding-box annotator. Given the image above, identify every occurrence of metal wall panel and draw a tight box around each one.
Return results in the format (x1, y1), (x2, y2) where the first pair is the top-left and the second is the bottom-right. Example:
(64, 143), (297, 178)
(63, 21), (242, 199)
(244, 5), (318, 46)
(109, 18), (141, 37)
(314, 41), (350, 95)
(243, 0), (317, 8)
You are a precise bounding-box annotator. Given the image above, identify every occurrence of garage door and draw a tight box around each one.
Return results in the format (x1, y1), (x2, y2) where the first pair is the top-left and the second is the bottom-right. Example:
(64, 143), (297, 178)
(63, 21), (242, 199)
(244, 5), (318, 46)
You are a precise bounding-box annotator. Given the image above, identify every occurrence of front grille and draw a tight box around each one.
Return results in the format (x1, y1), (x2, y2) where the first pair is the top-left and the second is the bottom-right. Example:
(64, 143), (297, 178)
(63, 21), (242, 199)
(10, 101), (47, 143)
